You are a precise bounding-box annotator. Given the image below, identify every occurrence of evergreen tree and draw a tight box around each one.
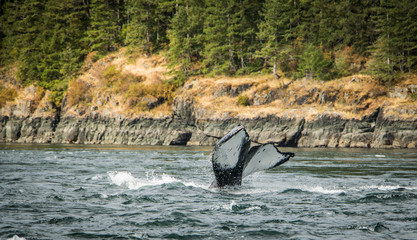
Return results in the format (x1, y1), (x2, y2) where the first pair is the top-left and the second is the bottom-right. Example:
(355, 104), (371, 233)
(0, 0), (25, 65)
(234, 0), (262, 73)
(296, 43), (334, 80)
(37, 0), (88, 87)
(167, 0), (204, 76)
(368, 0), (417, 81)
(258, 0), (298, 78)
(125, 0), (172, 52)
(1, 0), (416, 91)
(86, 0), (118, 52)
(201, 0), (233, 74)
(340, 0), (379, 54)
(389, 0), (417, 73)
(12, 0), (46, 84)
(202, 0), (258, 75)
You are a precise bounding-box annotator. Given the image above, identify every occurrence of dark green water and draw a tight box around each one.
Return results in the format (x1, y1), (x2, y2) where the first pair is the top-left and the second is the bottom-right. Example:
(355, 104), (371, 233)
(0, 144), (416, 239)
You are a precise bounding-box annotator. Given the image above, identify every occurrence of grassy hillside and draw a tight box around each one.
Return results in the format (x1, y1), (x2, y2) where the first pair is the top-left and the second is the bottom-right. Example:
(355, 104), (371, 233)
(1, 49), (416, 121)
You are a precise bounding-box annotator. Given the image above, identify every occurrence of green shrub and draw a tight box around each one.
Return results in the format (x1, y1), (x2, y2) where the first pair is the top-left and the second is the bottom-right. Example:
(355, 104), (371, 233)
(102, 65), (121, 87)
(237, 94), (250, 106)
(296, 43), (335, 80)
(411, 89), (417, 101)
(0, 83), (17, 108)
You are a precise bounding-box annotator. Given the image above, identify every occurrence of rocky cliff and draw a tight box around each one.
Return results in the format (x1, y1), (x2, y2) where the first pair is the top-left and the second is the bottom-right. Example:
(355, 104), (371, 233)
(1, 100), (416, 148)
(1, 52), (416, 148)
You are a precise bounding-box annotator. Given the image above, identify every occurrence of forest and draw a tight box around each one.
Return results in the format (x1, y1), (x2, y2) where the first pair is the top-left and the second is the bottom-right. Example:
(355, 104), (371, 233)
(1, 0), (417, 105)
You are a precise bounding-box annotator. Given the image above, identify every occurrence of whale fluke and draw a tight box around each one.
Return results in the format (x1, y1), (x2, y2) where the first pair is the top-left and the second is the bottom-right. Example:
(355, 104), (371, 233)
(211, 125), (294, 188)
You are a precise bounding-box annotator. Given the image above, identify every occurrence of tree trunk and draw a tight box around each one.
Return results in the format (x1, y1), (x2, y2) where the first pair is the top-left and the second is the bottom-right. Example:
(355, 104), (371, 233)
(273, 58), (280, 80)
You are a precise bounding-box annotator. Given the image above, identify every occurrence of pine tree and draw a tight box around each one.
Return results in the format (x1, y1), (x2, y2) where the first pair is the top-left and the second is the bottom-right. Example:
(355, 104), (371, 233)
(368, 0), (417, 82)
(86, 0), (118, 52)
(389, 0), (417, 73)
(234, 0), (262, 73)
(38, 0), (88, 87)
(258, 0), (298, 78)
(0, 0), (25, 66)
(201, 0), (232, 74)
(125, 0), (172, 52)
(340, 0), (379, 54)
(167, 0), (204, 76)
(296, 43), (334, 80)
(12, 0), (46, 84)
(202, 0), (258, 75)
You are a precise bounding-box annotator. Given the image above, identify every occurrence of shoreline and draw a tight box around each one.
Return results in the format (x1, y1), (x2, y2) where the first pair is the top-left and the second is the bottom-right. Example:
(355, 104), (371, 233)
(1, 53), (416, 149)
(1, 108), (416, 148)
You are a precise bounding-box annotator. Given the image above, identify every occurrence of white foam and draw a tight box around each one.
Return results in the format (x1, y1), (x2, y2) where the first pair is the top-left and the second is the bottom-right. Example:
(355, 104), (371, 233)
(245, 206), (262, 211)
(108, 171), (180, 190)
(107, 171), (209, 190)
(358, 185), (417, 191)
(219, 200), (262, 212)
(7, 236), (26, 240)
(301, 186), (345, 194)
(375, 155), (386, 158)
(91, 174), (105, 180)
(298, 184), (416, 194)
(182, 181), (208, 190)
(221, 200), (236, 210)
(299, 184), (417, 195)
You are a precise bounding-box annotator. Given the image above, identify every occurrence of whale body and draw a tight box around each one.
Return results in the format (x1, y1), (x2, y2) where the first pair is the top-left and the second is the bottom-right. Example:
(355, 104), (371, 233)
(211, 125), (294, 188)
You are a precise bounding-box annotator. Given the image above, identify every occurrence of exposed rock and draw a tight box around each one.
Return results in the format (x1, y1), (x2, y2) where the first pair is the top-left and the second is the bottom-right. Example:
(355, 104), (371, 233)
(0, 108), (416, 148)
(388, 86), (408, 99)
(319, 90), (328, 104)
(296, 95), (309, 105)
(1, 81), (416, 148)
(213, 84), (231, 97)
(166, 131), (192, 145)
(212, 83), (252, 98)
(173, 96), (195, 124)
(230, 84), (252, 97)
(141, 95), (161, 110)
(253, 88), (280, 105)
(408, 85), (417, 93)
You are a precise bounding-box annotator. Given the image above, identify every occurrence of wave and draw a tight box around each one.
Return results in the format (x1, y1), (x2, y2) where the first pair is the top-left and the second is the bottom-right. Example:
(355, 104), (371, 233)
(347, 222), (389, 232)
(280, 184), (417, 195)
(300, 186), (345, 194)
(107, 171), (206, 190)
(356, 192), (417, 203)
(358, 185), (417, 191)
(219, 200), (265, 212)
(6, 236), (26, 240)
(106, 170), (416, 197)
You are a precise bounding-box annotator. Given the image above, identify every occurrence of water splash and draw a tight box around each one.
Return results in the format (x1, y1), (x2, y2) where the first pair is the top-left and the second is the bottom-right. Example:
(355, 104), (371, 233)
(108, 171), (179, 189)
(7, 236), (26, 240)
(300, 185), (345, 194)
(107, 171), (208, 190)
(221, 200), (236, 211)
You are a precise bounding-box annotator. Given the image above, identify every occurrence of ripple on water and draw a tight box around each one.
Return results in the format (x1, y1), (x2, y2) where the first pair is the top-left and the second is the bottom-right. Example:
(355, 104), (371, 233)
(1, 145), (416, 240)
(355, 192), (417, 203)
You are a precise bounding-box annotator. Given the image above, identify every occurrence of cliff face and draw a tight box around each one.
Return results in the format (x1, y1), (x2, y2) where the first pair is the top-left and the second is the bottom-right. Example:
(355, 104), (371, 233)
(1, 51), (416, 148)
(0, 103), (416, 148)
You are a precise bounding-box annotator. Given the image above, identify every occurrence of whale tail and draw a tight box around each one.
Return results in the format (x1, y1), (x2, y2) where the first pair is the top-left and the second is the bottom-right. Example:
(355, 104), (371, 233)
(210, 125), (294, 188)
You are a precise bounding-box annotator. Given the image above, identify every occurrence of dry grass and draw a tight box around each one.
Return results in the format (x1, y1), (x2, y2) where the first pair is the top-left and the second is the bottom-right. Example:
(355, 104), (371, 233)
(58, 48), (417, 120)
(0, 83), (17, 108)
(178, 73), (417, 121)
(67, 79), (93, 106)
(63, 48), (175, 118)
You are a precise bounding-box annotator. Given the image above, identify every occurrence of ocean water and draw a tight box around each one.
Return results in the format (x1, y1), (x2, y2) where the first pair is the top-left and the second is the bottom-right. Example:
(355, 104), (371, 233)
(0, 144), (416, 240)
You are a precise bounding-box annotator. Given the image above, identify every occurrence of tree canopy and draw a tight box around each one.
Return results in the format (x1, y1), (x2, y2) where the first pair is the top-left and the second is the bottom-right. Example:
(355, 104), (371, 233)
(1, 0), (416, 102)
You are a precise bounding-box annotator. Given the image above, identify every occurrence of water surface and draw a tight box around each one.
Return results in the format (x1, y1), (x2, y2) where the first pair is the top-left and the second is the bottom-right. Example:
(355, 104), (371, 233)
(1, 144), (416, 239)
